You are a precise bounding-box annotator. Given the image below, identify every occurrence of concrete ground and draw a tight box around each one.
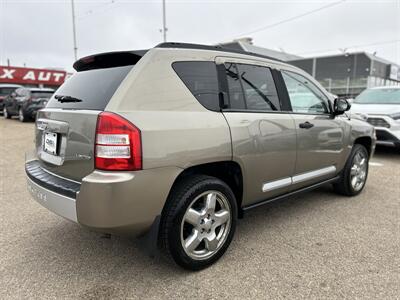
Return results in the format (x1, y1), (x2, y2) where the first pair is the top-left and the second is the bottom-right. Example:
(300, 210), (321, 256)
(0, 117), (399, 299)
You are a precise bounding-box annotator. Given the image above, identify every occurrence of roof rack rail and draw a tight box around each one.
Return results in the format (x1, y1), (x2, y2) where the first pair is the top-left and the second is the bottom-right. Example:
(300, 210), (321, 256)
(155, 42), (283, 63)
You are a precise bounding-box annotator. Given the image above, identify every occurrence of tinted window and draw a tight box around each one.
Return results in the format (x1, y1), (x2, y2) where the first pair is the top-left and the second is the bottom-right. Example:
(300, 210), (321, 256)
(236, 64), (280, 111)
(31, 91), (54, 99)
(225, 63), (245, 109)
(0, 87), (17, 96)
(47, 65), (133, 110)
(172, 61), (220, 111)
(282, 71), (329, 114)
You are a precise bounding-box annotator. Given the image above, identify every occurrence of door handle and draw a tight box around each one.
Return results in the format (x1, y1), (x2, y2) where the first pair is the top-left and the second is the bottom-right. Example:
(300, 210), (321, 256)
(299, 121), (314, 129)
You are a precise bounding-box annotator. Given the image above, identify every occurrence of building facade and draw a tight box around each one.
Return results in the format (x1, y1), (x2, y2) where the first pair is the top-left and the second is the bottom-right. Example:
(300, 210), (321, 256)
(289, 53), (400, 97)
(219, 39), (400, 97)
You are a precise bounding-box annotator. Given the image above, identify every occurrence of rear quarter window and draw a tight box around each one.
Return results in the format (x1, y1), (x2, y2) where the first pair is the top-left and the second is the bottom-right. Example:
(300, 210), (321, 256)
(172, 61), (220, 111)
(46, 65), (133, 110)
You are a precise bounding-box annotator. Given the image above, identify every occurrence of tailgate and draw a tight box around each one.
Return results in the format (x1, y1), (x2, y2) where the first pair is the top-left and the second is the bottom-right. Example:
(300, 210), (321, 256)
(32, 62), (139, 181)
(35, 109), (100, 181)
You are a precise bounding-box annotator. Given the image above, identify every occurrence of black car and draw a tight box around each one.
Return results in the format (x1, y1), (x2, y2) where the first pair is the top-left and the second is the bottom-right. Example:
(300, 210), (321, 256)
(3, 87), (54, 122)
(0, 84), (22, 114)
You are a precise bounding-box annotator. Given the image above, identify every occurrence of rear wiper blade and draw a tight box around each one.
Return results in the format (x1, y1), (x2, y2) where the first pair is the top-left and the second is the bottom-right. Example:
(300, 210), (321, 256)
(55, 95), (83, 103)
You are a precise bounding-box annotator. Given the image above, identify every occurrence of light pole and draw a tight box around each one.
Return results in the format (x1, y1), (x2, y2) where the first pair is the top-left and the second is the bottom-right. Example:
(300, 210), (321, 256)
(162, 0), (167, 42)
(71, 0), (78, 61)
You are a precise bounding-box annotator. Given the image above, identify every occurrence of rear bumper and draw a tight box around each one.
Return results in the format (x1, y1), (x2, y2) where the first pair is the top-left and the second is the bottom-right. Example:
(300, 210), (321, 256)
(27, 176), (78, 222)
(25, 159), (182, 237)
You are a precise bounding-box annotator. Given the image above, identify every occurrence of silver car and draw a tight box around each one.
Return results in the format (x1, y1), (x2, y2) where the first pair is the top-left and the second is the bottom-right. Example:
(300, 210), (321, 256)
(25, 43), (376, 270)
(350, 86), (400, 149)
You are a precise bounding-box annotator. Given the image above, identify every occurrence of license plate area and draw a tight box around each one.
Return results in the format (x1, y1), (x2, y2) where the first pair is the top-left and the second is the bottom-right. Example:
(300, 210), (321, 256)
(43, 132), (59, 156)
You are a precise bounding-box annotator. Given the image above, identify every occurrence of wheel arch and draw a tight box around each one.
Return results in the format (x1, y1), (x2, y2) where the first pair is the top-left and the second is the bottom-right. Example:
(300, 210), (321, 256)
(160, 161), (244, 221)
(353, 136), (373, 156)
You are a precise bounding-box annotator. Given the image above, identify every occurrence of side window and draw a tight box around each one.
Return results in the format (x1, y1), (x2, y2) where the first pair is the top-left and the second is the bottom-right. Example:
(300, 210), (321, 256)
(224, 62), (281, 111)
(236, 64), (281, 111)
(172, 61), (220, 111)
(224, 62), (246, 109)
(281, 71), (329, 114)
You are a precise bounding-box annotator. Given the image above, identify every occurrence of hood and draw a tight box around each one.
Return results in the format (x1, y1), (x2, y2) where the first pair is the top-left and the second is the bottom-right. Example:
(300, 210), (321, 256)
(350, 103), (400, 115)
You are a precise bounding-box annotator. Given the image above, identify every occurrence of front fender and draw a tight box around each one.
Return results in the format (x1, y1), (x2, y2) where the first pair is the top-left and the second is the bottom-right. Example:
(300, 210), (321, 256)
(347, 117), (376, 157)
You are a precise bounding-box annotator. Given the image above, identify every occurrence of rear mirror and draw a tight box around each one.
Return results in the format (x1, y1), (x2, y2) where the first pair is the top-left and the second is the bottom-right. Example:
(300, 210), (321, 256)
(333, 98), (351, 115)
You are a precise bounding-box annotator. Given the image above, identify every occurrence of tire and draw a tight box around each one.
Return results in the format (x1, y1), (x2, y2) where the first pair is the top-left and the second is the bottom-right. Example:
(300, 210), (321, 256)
(334, 144), (369, 196)
(160, 175), (237, 270)
(18, 108), (26, 122)
(3, 108), (11, 119)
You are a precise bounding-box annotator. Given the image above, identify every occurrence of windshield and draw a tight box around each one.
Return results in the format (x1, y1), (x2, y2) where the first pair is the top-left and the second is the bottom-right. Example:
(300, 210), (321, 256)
(354, 88), (400, 104)
(46, 65), (133, 110)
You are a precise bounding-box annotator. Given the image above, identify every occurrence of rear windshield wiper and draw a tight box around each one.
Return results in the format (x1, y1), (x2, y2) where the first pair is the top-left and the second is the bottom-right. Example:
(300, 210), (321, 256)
(55, 95), (83, 103)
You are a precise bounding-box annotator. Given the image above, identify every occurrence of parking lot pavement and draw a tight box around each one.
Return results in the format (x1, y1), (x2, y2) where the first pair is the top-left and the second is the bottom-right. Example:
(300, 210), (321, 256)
(0, 117), (399, 299)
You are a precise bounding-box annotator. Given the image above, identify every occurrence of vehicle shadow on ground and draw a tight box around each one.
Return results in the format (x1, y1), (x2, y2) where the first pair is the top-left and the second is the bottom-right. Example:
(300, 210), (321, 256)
(22, 186), (337, 276)
(373, 145), (399, 159)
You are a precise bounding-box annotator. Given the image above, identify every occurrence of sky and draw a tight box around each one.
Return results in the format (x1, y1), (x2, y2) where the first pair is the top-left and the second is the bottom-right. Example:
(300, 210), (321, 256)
(0, 0), (399, 72)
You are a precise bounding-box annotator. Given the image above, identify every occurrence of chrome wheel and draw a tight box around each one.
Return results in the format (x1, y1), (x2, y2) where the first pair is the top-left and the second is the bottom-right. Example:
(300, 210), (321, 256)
(18, 108), (24, 122)
(350, 150), (367, 192)
(180, 190), (231, 260)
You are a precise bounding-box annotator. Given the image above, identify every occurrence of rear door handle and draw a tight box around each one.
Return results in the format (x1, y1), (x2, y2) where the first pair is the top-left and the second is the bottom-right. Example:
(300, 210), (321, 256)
(299, 121), (314, 129)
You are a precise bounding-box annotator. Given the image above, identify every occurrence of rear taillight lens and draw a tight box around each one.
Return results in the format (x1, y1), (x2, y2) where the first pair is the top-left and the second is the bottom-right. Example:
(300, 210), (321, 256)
(95, 112), (142, 171)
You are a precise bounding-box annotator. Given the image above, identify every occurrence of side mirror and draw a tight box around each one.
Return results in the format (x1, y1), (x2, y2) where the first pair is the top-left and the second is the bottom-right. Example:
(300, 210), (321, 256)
(333, 98), (351, 116)
(11, 92), (16, 97)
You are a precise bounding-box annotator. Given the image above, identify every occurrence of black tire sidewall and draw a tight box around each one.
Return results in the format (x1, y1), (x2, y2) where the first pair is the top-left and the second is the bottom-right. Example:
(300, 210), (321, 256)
(166, 176), (237, 270)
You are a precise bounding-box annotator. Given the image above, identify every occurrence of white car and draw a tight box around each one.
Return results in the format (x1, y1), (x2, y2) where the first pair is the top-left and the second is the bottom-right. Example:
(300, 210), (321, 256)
(351, 86), (400, 149)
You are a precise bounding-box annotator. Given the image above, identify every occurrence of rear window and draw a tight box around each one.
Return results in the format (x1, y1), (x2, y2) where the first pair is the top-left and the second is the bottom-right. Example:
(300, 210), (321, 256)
(31, 91), (54, 98)
(46, 65), (133, 110)
(0, 87), (17, 96)
(172, 61), (220, 111)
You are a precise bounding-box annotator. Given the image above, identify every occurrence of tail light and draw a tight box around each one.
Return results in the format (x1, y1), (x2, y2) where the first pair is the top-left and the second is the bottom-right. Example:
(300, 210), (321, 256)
(95, 112), (142, 171)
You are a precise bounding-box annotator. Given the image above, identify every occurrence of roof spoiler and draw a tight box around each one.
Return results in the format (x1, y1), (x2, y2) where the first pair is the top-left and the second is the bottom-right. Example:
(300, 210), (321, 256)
(155, 42), (283, 62)
(73, 50), (147, 72)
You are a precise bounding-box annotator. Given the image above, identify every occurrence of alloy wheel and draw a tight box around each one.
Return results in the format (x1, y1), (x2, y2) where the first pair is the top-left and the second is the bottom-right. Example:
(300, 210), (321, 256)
(350, 150), (368, 192)
(180, 190), (231, 260)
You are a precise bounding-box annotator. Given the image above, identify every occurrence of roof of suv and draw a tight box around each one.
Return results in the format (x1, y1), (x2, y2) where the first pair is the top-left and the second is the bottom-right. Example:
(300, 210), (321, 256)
(73, 42), (285, 72)
(0, 84), (23, 88)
